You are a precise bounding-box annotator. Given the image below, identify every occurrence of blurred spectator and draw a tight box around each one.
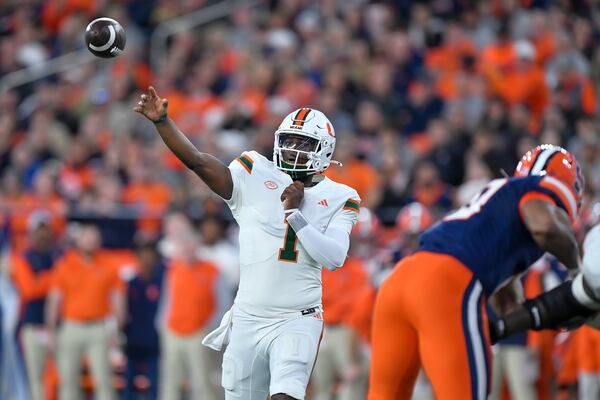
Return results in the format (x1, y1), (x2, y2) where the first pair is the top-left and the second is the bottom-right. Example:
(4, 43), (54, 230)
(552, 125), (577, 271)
(486, 39), (550, 128)
(525, 256), (569, 399)
(394, 202), (434, 259)
(123, 237), (164, 400)
(157, 211), (194, 259)
(3, 1), (600, 396)
(0, 214), (29, 400)
(10, 211), (61, 400)
(46, 223), (124, 400)
(158, 229), (226, 400)
(425, 118), (468, 186)
(313, 208), (373, 400)
(325, 135), (381, 207)
(488, 281), (539, 400)
(400, 75), (445, 136)
(196, 214), (239, 299)
(406, 160), (453, 217)
(576, 325), (600, 400)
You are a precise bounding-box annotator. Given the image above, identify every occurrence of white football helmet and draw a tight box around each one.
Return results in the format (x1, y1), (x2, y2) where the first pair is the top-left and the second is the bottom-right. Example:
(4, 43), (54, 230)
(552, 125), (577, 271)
(273, 108), (338, 178)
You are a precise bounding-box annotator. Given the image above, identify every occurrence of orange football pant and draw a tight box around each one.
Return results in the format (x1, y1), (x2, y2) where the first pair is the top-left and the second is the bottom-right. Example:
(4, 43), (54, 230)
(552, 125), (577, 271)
(368, 251), (491, 400)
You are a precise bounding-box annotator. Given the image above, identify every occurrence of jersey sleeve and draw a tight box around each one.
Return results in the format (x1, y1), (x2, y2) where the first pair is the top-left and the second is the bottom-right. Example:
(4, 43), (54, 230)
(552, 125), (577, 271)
(222, 152), (254, 214)
(519, 176), (578, 222)
(334, 193), (362, 231)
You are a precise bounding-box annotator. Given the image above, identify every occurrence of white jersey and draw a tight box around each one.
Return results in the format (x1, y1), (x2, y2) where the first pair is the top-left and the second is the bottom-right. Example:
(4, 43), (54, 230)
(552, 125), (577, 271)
(223, 151), (360, 318)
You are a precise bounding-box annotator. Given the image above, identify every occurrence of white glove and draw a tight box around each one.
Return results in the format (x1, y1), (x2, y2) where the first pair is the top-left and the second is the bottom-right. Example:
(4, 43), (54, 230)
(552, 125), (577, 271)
(582, 224), (600, 299)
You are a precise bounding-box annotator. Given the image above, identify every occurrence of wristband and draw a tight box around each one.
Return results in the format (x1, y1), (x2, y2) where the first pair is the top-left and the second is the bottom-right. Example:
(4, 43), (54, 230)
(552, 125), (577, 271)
(284, 208), (299, 214)
(286, 210), (309, 232)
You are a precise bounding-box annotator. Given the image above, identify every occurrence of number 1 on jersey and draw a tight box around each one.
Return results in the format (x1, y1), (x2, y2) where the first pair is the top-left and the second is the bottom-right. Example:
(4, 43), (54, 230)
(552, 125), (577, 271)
(279, 220), (299, 262)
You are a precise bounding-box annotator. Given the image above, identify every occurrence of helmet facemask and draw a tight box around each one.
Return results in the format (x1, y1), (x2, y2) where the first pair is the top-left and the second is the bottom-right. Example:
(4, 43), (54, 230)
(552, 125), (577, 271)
(274, 132), (323, 179)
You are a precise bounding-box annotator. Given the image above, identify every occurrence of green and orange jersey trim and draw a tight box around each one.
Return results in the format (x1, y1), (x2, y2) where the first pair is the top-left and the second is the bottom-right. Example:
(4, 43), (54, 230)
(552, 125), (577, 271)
(343, 198), (360, 213)
(235, 153), (254, 174)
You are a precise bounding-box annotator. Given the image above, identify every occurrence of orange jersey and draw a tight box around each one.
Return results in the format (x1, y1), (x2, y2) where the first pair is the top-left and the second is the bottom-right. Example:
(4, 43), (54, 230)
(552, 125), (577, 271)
(321, 257), (368, 325)
(11, 252), (53, 301)
(165, 258), (220, 336)
(8, 194), (66, 251)
(325, 160), (379, 206)
(345, 283), (377, 344)
(576, 325), (600, 374)
(122, 181), (171, 234)
(51, 250), (124, 321)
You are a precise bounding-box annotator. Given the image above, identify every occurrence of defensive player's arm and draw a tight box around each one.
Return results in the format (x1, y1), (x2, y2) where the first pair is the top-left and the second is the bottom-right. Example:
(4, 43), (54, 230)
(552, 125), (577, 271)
(134, 87), (233, 200)
(520, 199), (580, 270)
(490, 225), (600, 343)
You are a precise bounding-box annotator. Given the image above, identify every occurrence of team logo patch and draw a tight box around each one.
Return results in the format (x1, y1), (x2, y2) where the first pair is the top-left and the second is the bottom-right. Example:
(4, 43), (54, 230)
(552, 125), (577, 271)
(265, 180), (278, 190)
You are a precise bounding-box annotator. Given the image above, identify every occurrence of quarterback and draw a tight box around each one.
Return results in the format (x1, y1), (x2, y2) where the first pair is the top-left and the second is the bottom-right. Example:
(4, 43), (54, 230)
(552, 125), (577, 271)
(134, 87), (360, 400)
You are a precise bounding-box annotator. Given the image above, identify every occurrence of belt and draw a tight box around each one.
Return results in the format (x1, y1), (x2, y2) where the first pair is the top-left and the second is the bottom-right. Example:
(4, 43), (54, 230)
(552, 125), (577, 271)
(301, 306), (323, 320)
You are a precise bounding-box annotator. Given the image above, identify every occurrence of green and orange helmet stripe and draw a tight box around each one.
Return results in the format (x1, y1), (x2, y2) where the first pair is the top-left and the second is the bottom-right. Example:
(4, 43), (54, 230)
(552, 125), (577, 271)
(292, 108), (312, 127)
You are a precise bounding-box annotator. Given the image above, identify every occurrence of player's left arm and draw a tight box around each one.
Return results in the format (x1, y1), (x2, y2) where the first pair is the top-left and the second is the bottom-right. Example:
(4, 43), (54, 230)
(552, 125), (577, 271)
(490, 225), (600, 343)
(520, 198), (580, 270)
(281, 182), (359, 270)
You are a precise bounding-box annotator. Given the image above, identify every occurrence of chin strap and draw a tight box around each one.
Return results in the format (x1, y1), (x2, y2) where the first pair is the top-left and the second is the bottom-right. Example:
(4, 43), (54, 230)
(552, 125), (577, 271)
(329, 160), (343, 167)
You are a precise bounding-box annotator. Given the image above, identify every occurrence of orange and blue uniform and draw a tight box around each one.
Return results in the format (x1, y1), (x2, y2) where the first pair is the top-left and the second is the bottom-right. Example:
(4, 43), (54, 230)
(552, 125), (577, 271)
(369, 174), (577, 400)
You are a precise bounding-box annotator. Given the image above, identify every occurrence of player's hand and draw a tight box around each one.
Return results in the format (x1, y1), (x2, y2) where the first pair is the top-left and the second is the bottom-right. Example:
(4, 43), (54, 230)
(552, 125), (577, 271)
(133, 86), (168, 122)
(281, 181), (304, 210)
(489, 277), (524, 316)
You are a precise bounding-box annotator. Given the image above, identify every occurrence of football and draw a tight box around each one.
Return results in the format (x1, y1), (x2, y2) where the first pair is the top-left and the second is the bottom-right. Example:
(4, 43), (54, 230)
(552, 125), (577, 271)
(84, 17), (126, 58)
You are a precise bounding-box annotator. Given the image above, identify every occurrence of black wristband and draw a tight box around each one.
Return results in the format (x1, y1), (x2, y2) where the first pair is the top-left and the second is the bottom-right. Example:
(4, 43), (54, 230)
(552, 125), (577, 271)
(151, 113), (168, 124)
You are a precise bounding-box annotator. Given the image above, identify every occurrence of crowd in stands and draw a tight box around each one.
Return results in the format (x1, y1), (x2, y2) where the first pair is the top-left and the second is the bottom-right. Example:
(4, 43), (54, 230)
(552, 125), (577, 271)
(2, 0), (600, 399)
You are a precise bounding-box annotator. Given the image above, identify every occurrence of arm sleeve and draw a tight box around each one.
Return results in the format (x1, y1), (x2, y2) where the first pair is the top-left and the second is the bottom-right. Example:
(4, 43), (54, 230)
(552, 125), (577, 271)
(286, 205), (359, 271)
(220, 152), (252, 214)
(534, 176), (578, 222)
(11, 255), (52, 300)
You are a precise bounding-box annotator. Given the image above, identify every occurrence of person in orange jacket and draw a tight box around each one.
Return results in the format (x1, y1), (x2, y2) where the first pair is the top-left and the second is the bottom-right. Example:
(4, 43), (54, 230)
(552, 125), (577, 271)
(157, 227), (228, 400)
(46, 223), (125, 400)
